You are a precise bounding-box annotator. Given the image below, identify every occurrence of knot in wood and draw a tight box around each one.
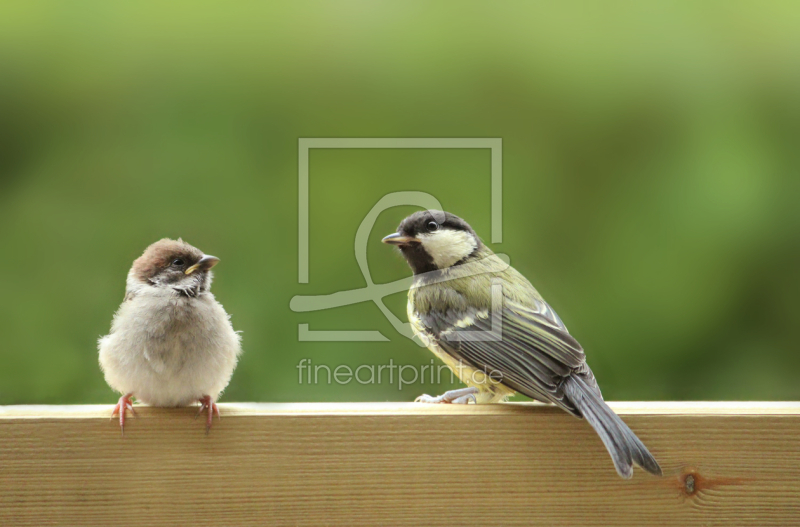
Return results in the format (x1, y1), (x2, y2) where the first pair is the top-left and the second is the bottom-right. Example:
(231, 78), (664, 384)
(684, 474), (696, 495)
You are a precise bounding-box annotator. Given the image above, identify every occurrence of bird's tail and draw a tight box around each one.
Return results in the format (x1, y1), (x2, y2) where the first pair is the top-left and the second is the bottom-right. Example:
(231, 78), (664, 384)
(563, 374), (662, 478)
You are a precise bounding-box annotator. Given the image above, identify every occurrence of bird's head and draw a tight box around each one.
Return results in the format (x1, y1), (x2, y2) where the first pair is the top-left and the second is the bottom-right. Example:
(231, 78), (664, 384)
(382, 210), (483, 274)
(129, 238), (220, 296)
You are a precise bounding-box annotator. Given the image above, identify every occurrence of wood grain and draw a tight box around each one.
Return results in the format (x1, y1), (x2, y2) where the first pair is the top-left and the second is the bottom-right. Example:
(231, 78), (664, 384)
(1, 402), (798, 526)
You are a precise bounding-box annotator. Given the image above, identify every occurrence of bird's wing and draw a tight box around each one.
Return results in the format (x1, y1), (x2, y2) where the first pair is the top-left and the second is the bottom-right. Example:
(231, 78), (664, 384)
(417, 297), (590, 413)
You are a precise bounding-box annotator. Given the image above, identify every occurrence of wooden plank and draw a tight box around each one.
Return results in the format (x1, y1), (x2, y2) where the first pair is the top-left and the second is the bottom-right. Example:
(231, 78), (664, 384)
(1, 402), (798, 526)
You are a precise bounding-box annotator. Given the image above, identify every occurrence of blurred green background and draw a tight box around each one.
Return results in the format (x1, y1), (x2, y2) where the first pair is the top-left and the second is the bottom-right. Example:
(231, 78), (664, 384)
(0, 1), (798, 405)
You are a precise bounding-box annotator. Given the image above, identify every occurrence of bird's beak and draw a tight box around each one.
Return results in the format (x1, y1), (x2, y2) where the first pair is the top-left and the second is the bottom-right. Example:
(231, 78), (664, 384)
(185, 255), (220, 275)
(382, 233), (420, 246)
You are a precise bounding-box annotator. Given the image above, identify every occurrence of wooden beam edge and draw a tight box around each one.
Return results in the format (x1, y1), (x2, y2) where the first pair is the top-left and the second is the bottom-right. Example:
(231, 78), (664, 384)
(1, 401), (798, 419)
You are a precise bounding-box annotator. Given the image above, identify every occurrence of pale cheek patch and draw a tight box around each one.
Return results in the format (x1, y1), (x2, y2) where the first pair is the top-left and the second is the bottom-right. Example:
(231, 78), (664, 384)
(418, 230), (477, 268)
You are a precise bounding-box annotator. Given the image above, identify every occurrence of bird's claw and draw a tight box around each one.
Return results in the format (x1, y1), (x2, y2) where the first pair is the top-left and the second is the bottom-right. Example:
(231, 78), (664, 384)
(196, 396), (220, 434)
(110, 393), (136, 435)
(415, 387), (479, 404)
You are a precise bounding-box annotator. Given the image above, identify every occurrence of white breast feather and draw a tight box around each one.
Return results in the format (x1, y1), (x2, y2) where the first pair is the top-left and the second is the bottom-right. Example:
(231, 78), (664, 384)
(98, 286), (242, 407)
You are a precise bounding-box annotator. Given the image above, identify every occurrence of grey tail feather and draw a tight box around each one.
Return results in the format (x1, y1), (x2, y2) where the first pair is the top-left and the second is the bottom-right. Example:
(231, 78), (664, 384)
(563, 374), (662, 478)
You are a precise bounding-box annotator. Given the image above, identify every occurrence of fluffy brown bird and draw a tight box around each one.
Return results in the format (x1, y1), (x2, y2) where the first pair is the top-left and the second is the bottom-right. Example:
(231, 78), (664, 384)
(98, 238), (242, 433)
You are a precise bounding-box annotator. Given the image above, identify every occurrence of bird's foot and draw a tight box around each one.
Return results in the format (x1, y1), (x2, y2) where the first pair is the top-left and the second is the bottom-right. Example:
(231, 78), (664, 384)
(110, 393), (136, 435)
(195, 395), (220, 434)
(415, 387), (479, 404)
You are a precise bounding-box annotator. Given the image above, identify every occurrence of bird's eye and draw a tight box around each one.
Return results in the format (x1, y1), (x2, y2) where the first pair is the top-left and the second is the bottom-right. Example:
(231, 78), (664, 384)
(171, 258), (185, 267)
(426, 221), (439, 232)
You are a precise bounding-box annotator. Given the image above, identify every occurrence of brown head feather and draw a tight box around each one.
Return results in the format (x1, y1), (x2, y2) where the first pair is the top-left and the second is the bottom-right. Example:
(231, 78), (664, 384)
(131, 238), (204, 283)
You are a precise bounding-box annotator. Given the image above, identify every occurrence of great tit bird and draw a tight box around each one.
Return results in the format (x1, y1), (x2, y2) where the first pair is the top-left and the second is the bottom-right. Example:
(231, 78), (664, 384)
(382, 210), (661, 478)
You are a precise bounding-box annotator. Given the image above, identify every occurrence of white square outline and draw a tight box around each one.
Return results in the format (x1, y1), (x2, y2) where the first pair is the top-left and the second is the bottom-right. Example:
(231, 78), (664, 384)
(296, 138), (502, 342)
